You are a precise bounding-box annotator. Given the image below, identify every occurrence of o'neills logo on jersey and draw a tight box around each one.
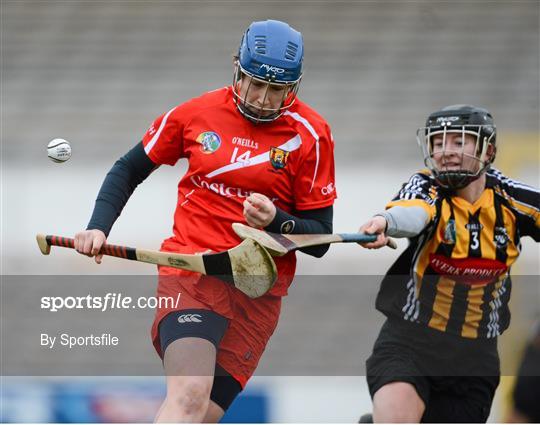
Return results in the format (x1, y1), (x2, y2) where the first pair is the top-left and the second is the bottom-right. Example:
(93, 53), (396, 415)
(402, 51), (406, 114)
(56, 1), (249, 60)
(196, 131), (221, 154)
(232, 137), (259, 149)
(190, 175), (254, 199)
(270, 147), (290, 170)
(428, 254), (508, 286)
(465, 223), (484, 231)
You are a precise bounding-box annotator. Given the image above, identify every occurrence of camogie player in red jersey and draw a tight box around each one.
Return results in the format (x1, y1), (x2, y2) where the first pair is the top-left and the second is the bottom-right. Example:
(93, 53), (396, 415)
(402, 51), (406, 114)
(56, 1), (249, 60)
(74, 20), (336, 422)
(358, 105), (539, 423)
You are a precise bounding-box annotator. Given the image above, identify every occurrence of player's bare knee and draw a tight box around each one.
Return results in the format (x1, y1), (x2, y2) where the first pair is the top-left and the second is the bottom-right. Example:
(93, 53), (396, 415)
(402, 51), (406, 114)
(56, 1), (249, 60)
(375, 403), (419, 421)
(167, 379), (211, 416)
(373, 382), (424, 422)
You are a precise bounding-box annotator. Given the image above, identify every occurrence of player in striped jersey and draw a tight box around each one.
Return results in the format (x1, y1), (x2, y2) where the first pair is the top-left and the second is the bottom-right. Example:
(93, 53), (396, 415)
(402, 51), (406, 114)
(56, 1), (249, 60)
(358, 105), (539, 422)
(73, 20), (336, 422)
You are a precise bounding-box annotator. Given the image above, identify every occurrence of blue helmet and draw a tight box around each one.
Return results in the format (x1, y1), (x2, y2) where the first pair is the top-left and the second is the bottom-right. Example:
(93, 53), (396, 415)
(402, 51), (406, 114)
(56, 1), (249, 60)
(238, 20), (303, 83)
(233, 20), (304, 123)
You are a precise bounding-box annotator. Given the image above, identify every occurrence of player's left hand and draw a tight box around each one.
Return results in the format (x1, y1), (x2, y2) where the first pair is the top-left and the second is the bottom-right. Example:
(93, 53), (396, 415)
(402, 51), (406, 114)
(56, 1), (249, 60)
(358, 216), (389, 249)
(243, 193), (276, 228)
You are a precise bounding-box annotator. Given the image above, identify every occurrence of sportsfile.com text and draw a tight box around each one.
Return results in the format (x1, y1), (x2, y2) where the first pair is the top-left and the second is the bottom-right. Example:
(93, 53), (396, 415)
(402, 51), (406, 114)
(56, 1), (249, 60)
(40, 292), (182, 312)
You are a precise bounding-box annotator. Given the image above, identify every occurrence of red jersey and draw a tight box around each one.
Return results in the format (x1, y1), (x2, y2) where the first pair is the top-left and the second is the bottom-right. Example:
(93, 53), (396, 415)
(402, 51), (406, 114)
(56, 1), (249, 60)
(141, 86), (337, 295)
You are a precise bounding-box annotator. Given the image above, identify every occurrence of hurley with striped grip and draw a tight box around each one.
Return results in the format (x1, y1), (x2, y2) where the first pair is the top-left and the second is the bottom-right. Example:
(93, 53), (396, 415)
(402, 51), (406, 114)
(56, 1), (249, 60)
(36, 234), (277, 299)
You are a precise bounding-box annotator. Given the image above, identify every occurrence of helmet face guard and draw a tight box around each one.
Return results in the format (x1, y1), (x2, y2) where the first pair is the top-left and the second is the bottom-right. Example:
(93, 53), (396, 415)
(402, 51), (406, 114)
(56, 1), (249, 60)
(417, 125), (496, 190)
(233, 20), (304, 124)
(232, 61), (301, 123)
(417, 105), (497, 190)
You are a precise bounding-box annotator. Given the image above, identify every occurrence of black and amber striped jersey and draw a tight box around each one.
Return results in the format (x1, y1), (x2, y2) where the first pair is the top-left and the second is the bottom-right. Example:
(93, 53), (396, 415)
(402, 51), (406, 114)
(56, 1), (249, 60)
(376, 168), (539, 339)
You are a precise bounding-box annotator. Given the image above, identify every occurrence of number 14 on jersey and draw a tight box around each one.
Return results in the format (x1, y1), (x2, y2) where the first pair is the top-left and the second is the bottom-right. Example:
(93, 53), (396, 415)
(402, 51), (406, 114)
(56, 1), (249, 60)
(230, 147), (252, 164)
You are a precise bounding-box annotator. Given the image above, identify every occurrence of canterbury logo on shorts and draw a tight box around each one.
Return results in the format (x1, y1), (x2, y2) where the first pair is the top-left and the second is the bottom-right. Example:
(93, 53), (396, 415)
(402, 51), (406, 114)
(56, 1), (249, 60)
(177, 314), (203, 324)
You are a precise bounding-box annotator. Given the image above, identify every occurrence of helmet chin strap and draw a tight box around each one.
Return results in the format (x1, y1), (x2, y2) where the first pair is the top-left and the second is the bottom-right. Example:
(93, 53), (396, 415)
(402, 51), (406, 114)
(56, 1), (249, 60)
(434, 150), (491, 190)
(235, 102), (282, 124)
(434, 170), (482, 190)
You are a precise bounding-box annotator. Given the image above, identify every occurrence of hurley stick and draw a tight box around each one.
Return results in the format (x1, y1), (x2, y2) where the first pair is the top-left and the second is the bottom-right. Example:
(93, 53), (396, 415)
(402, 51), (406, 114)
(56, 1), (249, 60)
(36, 234), (277, 298)
(232, 223), (398, 257)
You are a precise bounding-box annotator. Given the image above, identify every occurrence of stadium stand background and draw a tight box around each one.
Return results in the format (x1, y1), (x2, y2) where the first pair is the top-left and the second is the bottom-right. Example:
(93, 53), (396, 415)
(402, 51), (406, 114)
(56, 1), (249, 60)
(2, 1), (538, 422)
(3, 1), (539, 163)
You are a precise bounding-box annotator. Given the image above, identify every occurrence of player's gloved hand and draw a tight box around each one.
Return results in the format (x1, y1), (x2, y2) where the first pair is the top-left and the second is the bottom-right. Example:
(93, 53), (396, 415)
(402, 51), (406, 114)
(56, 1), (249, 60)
(358, 216), (389, 249)
(243, 193), (277, 228)
(74, 229), (107, 264)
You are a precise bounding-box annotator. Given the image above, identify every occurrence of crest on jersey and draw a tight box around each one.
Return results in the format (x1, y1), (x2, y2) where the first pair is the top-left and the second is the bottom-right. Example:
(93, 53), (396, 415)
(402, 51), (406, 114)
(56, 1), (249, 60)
(494, 226), (510, 249)
(442, 219), (456, 245)
(270, 147), (290, 170)
(196, 131), (221, 154)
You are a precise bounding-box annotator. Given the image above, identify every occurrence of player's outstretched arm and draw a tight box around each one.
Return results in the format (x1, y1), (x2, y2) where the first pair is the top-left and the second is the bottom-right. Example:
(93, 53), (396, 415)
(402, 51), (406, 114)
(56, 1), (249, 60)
(75, 142), (157, 264)
(359, 205), (431, 249)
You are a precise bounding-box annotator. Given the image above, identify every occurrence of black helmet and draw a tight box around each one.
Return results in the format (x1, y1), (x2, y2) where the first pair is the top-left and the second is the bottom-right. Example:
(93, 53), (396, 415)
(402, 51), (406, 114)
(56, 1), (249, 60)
(417, 105), (497, 190)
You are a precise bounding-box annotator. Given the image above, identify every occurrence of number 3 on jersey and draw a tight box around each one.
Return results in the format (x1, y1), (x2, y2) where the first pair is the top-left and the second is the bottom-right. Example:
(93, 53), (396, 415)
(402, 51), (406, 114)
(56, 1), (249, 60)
(470, 230), (479, 250)
(230, 147), (251, 164)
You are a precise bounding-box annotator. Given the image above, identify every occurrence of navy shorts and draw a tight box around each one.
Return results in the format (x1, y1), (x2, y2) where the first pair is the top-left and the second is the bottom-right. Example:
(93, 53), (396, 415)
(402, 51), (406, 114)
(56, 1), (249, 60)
(366, 318), (500, 423)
